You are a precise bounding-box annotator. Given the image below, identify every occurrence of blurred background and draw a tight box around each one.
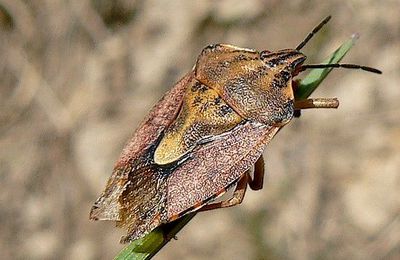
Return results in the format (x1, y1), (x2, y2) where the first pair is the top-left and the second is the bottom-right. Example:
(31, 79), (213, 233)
(1, 0), (399, 259)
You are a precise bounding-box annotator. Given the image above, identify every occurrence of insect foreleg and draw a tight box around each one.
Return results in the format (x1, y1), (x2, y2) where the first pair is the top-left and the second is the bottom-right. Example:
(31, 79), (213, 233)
(294, 98), (339, 109)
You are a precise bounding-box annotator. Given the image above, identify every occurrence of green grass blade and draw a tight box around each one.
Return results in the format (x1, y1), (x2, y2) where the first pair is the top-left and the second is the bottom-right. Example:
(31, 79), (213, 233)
(114, 213), (196, 260)
(114, 36), (356, 260)
(295, 35), (357, 99)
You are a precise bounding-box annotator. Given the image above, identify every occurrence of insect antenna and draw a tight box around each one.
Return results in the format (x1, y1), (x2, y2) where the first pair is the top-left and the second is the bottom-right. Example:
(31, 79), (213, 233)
(296, 15), (331, 51)
(301, 63), (382, 74)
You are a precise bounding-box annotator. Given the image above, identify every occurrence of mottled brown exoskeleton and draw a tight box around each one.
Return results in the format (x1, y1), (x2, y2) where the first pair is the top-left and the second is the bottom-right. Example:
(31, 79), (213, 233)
(90, 16), (381, 243)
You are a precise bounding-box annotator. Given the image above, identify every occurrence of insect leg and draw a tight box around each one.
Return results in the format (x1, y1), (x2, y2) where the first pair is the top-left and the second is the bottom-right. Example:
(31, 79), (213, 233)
(198, 172), (248, 212)
(294, 98), (339, 109)
(248, 156), (265, 191)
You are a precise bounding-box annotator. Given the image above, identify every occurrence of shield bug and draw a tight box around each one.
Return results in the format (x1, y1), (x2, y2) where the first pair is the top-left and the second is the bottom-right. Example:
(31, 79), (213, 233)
(90, 16), (381, 243)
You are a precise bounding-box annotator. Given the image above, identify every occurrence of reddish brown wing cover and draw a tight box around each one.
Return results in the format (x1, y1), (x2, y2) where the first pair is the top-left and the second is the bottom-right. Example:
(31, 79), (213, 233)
(117, 73), (192, 167)
(91, 70), (280, 242)
(90, 72), (191, 241)
(166, 122), (278, 218)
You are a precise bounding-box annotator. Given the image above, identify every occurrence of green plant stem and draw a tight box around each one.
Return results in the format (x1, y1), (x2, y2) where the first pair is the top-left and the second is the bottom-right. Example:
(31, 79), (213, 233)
(295, 34), (357, 99)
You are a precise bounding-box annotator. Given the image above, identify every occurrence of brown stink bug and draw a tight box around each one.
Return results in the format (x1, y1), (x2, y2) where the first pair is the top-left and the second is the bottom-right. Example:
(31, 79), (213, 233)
(90, 16), (381, 243)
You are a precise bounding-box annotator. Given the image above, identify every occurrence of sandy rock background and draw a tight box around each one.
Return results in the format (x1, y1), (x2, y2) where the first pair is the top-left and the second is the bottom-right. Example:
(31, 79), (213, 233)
(1, 1), (399, 259)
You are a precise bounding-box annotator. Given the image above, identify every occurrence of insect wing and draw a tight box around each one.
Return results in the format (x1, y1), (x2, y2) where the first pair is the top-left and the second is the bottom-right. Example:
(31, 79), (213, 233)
(166, 121), (279, 219)
(90, 72), (192, 241)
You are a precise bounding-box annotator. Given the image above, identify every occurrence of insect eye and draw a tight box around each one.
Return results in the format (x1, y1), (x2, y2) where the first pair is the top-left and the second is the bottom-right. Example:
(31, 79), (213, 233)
(280, 70), (291, 82)
(272, 70), (292, 89)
